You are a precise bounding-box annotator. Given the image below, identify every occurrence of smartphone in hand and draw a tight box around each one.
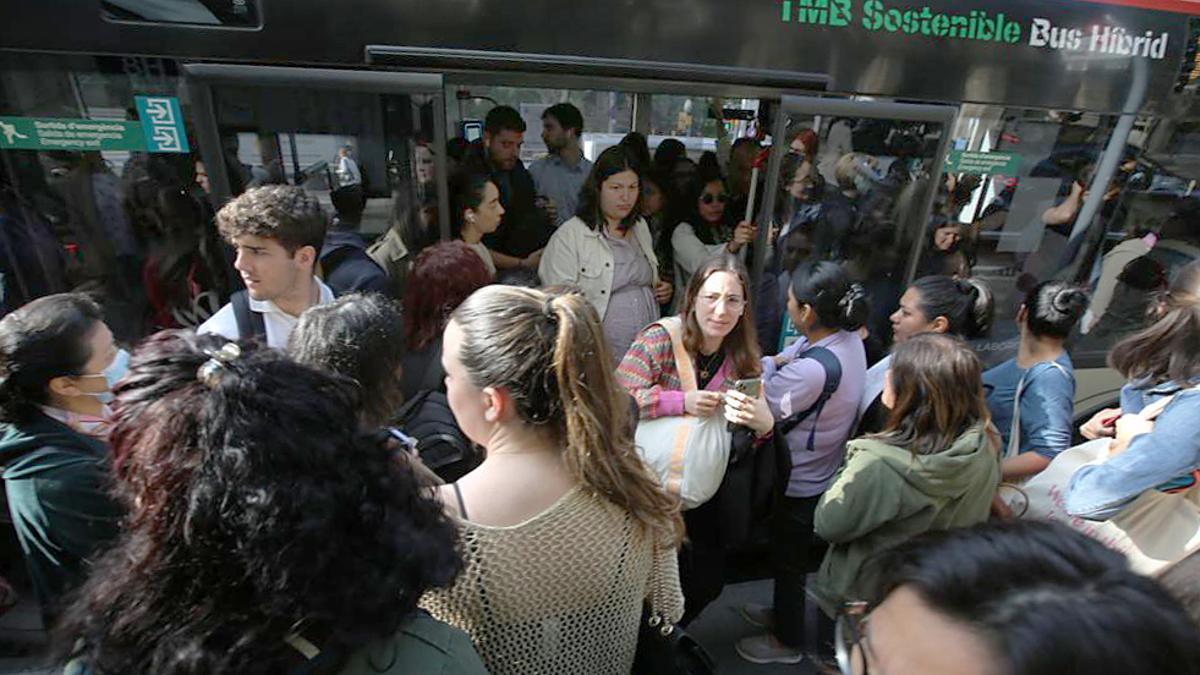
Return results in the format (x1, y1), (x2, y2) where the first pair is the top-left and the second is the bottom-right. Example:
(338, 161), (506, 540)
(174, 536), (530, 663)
(727, 378), (763, 431)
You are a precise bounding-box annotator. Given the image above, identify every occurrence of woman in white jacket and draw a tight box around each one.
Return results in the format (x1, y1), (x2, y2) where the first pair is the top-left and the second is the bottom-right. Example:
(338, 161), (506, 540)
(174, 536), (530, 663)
(540, 146), (673, 362)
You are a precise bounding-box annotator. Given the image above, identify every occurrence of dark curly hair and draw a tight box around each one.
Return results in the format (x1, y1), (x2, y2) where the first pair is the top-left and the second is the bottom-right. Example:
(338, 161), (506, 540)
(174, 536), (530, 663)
(54, 331), (461, 674)
(0, 293), (104, 423)
(289, 293), (407, 428)
(216, 184), (327, 255)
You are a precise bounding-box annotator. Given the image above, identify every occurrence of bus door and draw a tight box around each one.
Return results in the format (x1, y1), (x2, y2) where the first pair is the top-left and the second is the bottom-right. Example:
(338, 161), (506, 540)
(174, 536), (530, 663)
(758, 95), (957, 354)
(183, 64), (450, 251)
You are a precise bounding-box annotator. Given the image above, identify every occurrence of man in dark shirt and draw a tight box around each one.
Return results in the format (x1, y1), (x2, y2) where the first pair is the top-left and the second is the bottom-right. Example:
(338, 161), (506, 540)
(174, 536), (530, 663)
(464, 106), (551, 265)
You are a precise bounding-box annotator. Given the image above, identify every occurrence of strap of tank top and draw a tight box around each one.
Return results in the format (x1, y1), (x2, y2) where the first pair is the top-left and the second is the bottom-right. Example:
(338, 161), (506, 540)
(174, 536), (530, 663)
(452, 482), (468, 520)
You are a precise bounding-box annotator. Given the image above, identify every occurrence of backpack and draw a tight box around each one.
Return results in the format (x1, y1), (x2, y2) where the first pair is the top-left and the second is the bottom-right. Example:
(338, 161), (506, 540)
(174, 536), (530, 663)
(231, 290), (266, 341)
(394, 390), (479, 483)
(777, 346), (843, 451)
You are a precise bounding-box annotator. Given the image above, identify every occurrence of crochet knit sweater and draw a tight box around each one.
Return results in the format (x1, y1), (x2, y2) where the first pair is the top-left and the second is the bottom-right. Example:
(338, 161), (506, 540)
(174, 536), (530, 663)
(420, 488), (684, 675)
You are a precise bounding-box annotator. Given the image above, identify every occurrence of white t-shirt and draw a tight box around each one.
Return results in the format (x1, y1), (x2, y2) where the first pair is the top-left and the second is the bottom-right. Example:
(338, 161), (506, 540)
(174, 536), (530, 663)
(198, 278), (335, 349)
(336, 156), (362, 187)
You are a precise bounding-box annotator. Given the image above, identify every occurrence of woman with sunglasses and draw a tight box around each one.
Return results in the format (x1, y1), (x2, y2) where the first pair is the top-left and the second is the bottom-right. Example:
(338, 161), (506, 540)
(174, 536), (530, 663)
(540, 146), (673, 363)
(812, 333), (1000, 664)
(834, 521), (1200, 675)
(669, 166), (757, 294)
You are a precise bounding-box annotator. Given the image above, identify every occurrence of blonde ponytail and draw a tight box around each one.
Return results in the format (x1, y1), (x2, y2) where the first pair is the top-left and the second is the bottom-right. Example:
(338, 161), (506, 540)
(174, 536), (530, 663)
(452, 286), (683, 545)
(548, 294), (684, 545)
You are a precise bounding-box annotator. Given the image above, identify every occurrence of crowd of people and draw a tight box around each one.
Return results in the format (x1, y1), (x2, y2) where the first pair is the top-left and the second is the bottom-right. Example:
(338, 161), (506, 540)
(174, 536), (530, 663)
(0, 100), (1198, 675)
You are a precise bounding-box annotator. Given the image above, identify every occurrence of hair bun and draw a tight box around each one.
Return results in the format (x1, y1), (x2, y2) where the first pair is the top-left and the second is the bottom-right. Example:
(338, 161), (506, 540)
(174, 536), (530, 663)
(838, 282), (867, 312)
(1052, 288), (1087, 313)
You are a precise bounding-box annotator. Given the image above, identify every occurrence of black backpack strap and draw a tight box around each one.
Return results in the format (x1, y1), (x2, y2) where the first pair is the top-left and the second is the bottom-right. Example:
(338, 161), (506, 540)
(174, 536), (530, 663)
(231, 290), (266, 340)
(777, 346), (843, 451)
(395, 389), (432, 424)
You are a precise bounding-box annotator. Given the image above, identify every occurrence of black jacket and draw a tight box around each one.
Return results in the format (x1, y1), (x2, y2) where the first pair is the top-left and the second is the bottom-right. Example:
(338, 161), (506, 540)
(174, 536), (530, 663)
(464, 142), (551, 258)
(321, 230), (390, 297)
(0, 413), (122, 616)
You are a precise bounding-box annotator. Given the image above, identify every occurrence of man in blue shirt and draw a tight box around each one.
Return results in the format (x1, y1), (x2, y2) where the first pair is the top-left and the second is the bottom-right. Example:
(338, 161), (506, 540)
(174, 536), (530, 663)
(529, 103), (592, 228)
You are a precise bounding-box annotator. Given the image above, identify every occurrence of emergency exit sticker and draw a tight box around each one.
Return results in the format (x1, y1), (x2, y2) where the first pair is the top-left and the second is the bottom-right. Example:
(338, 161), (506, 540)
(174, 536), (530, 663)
(0, 116), (145, 151)
(135, 96), (189, 153)
(0, 96), (189, 153)
(945, 150), (1021, 175)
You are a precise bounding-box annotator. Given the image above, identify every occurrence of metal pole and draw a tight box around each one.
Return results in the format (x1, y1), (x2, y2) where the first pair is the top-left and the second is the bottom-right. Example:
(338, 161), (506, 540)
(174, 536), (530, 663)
(1069, 57), (1149, 242)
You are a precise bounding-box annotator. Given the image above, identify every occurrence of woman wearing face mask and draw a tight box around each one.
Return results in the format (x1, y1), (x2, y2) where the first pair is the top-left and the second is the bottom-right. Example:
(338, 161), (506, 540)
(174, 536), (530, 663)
(540, 146), (673, 362)
(618, 254), (776, 623)
(669, 166), (757, 288)
(856, 275), (994, 436)
(0, 294), (126, 621)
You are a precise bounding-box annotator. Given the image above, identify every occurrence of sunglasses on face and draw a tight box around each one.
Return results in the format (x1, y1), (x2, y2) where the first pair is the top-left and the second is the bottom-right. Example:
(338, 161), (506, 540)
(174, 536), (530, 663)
(701, 193), (729, 205)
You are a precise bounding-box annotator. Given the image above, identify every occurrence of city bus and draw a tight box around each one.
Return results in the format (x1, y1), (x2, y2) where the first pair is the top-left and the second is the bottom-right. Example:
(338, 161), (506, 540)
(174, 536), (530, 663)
(3, 0), (1200, 421)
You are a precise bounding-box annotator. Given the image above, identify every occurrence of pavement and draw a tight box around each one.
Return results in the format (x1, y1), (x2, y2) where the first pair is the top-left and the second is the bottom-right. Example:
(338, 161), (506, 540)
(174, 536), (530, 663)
(0, 578), (823, 674)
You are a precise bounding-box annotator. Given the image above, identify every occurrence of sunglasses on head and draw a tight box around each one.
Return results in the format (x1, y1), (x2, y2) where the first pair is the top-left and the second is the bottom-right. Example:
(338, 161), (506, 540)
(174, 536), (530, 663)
(701, 192), (729, 205)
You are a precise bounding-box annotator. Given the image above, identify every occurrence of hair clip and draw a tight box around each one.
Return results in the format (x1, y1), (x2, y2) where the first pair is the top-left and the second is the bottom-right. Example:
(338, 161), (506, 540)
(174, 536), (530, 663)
(197, 342), (242, 390)
(542, 297), (559, 324)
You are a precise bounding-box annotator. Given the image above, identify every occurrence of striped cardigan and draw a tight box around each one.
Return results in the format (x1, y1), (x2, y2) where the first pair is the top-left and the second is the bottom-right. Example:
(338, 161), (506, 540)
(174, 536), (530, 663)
(617, 322), (732, 420)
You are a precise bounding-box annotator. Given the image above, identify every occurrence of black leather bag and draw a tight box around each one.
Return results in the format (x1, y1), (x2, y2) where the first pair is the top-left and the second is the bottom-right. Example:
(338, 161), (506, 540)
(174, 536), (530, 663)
(631, 606), (716, 675)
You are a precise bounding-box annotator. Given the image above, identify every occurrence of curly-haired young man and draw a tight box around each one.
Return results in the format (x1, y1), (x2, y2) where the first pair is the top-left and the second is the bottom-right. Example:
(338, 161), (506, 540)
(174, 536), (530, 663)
(198, 185), (334, 347)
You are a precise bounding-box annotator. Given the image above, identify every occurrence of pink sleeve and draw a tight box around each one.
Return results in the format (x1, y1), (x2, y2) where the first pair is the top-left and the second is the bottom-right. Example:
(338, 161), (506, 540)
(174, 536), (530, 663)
(658, 390), (686, 417)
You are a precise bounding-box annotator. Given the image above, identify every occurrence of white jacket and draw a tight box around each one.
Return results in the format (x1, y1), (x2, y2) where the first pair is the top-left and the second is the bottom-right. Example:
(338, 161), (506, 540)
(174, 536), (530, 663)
(539, 216), (659, 319)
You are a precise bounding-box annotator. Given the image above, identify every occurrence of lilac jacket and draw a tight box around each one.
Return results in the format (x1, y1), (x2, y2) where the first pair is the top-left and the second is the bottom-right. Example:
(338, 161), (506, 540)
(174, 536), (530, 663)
(761, 330), (867, 498)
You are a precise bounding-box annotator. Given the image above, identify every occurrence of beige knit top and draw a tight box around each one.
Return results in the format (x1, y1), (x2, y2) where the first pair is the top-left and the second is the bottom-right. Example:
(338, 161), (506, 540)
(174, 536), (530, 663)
(420, 486), (684, 675)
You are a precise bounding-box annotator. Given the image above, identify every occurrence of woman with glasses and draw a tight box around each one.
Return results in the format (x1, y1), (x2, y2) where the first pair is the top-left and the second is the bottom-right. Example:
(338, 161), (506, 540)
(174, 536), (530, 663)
(669, 165), (757, 293)
(834, 521), (1200, 675)
(811, 332), (999, 665)
(736, 261), (869, 665)
(618, 254), (776, 624)
(540, 146), (673, 363)
(0, 294), (126, 621)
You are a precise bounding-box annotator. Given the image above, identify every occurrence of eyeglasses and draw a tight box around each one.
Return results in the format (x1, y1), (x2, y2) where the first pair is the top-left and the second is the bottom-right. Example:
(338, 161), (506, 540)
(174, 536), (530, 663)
(698, 293), (745, 311)
(700, 192), (729, 205)
(835, 602), (873, 675)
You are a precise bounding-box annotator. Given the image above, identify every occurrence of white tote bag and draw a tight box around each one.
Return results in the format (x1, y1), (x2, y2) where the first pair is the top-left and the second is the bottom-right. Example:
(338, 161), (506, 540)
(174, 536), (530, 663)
(1008, 390), (1200, 575)
(634, 317), (732, 510)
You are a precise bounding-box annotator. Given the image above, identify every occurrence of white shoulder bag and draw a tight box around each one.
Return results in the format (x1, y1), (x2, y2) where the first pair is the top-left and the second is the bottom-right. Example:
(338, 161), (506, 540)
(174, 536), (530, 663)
(634, 317), (732, 510)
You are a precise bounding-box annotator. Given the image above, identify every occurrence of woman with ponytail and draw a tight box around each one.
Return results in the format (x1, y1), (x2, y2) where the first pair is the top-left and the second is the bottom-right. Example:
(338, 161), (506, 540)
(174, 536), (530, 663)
(983, 280), (1088, 481)
(856, 275), (994, 435)
(1068, 260), (1200, 520)
(424, 284), (684, 674)
(736, 261), (870, 666)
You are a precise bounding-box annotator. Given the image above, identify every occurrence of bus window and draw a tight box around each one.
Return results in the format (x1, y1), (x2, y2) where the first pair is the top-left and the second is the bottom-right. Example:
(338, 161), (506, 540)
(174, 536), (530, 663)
(766, 104), (953, 361)
(0, 52), (225, 342)
(190, 71), (445, 302)
(445, 85), (634, 164)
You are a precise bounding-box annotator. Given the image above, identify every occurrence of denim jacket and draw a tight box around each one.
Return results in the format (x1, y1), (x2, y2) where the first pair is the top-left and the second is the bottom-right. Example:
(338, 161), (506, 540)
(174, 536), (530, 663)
(1066, 379), (1200, 521)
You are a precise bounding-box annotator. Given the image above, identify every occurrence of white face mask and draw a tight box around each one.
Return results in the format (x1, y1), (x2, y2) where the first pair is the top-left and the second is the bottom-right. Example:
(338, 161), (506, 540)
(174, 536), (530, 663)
(75, 348), (130, 405)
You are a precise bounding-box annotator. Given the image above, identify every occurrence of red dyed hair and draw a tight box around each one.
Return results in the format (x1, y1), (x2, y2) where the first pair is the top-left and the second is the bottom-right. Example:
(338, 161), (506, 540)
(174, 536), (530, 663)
(789, 128), (819, 160)
(404, 240), (493, 351)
